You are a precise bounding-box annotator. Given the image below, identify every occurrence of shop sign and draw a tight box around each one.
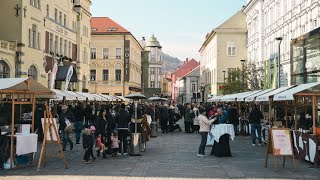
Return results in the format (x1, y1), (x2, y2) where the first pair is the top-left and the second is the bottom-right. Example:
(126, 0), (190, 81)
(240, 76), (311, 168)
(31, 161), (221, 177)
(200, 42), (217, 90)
(55, 26), (68, 36)
(124, 40), (130, 81)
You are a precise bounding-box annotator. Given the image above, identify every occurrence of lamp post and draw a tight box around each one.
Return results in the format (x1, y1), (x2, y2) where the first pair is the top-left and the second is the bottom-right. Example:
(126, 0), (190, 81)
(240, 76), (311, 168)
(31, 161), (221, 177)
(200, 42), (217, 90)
(275, 37), (283, 88)
(240, 59), (246, 92)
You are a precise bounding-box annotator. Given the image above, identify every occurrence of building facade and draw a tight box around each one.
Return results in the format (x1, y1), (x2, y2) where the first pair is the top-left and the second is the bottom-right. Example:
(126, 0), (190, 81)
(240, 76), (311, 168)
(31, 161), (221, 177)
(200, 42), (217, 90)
(89, 17), (143, 96)
(141, 35), (162, 98)
(0, 40), (17, 78)
(199, 10), (247, 99)
(244, 0), (320, 87)
(160, 72), (172, 99)
(171, 58), (199, 102)
(177, 66), (201, 104)
(0, 0), (91, 91)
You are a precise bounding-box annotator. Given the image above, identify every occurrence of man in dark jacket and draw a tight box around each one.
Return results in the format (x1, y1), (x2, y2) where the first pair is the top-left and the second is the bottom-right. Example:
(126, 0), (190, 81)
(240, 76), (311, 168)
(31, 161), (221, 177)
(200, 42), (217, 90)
(59, 105), (75, 151)
(115, 103), (130, 154)
(74, 102), (85, 144)
(248, 104), (264, 146)
(228, 104), (239, 135)
(184, 103), (194, 133)
(160, 104), (169, 133)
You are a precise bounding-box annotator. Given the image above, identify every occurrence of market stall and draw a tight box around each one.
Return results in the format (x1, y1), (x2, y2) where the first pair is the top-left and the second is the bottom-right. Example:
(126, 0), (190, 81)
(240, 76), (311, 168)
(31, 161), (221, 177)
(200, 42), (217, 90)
(0, 78), (55, 169)
(273, 82), (320, 166)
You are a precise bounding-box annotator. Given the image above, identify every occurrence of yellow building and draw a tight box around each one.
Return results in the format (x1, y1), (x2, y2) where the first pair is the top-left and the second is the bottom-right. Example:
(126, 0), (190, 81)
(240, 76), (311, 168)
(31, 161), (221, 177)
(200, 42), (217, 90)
(161, 72), (172, 98)
(0, 40), (17, 78)
(89, 17), (143, 96)
(0, 0), (91, 91)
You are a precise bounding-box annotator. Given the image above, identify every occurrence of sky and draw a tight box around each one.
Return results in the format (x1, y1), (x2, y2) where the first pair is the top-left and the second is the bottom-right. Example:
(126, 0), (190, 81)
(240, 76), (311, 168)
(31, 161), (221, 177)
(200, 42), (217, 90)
(91, 0), (247, 61)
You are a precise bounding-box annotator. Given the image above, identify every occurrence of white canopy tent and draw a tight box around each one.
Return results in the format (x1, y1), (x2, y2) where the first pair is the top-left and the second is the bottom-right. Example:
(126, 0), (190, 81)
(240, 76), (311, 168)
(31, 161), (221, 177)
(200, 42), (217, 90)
(255, 86), (294, 102)
(75, 92), (96, 101)
(116, 96), (130, 102)
(90, 93), (109, 101)
(51, 89), (78, 101)
(245, 89), (273, 102)
(99, 94), (117, 101)
(65, 91), (86, 101)
(236, 90), (263, 101)
(273, 82), (320, 101)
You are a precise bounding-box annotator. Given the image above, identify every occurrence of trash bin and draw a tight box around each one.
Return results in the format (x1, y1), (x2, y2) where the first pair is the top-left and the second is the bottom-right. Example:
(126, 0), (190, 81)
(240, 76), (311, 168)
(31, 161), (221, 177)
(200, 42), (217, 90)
(150, 121), (158, 137)
(130, 133), (142, 156)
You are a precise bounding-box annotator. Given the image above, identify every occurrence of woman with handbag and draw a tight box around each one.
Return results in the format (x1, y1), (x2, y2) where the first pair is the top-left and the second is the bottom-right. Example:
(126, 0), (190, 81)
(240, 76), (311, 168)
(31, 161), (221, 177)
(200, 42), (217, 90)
(59, 105), (75, 151)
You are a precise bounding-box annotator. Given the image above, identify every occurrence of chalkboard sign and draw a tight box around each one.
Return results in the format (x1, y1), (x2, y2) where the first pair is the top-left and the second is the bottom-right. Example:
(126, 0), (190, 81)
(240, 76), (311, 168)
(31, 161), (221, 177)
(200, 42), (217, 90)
(265, 128), (296, 171)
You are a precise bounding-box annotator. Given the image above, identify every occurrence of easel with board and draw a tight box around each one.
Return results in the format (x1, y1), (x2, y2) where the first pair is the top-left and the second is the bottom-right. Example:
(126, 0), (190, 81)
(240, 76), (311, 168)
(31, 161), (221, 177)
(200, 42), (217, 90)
(37, 102), (68, 173)
(265, 128), (296, 171)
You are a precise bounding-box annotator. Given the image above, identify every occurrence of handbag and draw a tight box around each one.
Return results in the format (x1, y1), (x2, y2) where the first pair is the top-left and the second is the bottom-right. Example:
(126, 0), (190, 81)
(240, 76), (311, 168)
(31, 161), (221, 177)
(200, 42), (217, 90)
(64, 119), (74, 133)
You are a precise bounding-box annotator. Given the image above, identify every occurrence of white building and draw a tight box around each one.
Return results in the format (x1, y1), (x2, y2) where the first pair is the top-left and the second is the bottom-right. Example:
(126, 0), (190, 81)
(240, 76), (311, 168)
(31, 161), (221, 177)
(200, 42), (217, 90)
(244, 0), (320, 87)
(178, 66), (201, 104)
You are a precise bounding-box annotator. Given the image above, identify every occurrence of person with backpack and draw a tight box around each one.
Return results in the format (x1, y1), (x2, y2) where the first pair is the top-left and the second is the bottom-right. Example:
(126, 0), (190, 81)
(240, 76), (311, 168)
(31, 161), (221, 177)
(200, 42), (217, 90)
(248, 104), (264, 146)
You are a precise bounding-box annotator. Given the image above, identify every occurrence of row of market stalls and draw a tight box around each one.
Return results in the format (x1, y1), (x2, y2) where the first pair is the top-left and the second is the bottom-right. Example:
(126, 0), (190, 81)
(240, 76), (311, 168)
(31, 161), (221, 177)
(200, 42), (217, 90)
(208, 81), (320, 165)
(0, 78), (132, 170)
(51, 89), (129, 102)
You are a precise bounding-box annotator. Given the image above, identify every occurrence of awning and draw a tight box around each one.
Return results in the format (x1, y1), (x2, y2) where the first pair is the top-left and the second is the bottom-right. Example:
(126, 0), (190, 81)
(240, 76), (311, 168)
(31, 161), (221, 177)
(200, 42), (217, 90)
(245, 89), (273, 102)
(51, 89), (78, 100)
(75, 92), (96, 101)
(255, 86), (295, 102)
(116, 96), (130, 102)
(65, 91), (86, 101)
(99, 94), (117, 101)
(91, 94), (110, 101)
(56, 65), (77, 82)
(273, 82), (320, 101)
(0, 78), (55, 99)
(236, 90), (263, 101)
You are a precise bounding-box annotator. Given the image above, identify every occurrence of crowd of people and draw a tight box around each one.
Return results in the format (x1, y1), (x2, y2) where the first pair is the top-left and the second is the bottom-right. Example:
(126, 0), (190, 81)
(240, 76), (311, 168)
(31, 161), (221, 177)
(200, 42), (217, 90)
(32, 100), (266, 163)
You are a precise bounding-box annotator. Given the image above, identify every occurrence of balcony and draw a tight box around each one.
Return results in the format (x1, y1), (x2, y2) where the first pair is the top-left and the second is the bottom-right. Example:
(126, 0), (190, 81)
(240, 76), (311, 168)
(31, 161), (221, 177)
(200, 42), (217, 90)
(0, 40), (17, 54)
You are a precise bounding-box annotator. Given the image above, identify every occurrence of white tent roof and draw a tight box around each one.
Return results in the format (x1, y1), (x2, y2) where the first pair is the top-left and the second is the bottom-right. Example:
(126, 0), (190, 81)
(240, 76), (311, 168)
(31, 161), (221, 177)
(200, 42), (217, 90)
(75, 92), (96, 101)
(236, 90), (263, 101)
(91, 94), (110, 101)
(116, 96), (130, 102)
(65, 91), (86, 101)
(221, 92), (252, 102)
(273, 82), (320, 101)
(99, 94), (116, 101)
(245, 89), (273, 102)
(52, 89), (78, 100)
(0, 78), (55, 98)
(255, 86), (294, 102)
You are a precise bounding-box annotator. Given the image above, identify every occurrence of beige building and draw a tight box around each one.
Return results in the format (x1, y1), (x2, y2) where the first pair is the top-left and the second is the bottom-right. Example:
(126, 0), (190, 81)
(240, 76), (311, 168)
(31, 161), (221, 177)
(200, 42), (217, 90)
(160, 72), (172, 98)
(0, 0), (91, 91)
(0, 40), (17, 78)
(199, 9), (247, 98)
(89, 17), (143, 96)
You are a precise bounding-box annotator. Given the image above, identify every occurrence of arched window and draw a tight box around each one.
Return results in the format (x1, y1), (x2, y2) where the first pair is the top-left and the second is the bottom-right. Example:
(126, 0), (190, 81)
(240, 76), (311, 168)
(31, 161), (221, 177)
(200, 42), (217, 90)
(28, 65), (38, 80)
(0, 61), (10, 78)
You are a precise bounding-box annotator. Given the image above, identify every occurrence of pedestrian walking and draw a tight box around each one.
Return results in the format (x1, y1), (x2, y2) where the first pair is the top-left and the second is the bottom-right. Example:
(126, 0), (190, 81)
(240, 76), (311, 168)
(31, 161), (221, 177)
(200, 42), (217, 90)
(248, 104), (264, 146)
(193, 104), (200, 133)
(74, 102), (85, 144)
(160, 104), (169, 133)
(115, 103), (130, 154)
(110, 131), (119, 157)
(58, 105), (74, 151)
(184, 103), (194, 133)
(82, 126), (95, 163)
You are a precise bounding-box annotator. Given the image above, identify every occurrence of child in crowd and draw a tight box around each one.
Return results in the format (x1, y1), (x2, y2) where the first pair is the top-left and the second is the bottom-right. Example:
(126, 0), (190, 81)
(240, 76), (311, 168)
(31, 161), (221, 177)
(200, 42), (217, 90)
(110, 131), (119, 157)
(96, 134), (106, 158)
(82, 126), (95, 164)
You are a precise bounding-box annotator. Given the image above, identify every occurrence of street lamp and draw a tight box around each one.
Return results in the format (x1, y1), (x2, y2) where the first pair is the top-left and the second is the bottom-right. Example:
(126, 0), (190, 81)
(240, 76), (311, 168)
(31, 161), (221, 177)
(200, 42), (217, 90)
(240, 59), (246, 92)
(275, 37), (283, 88)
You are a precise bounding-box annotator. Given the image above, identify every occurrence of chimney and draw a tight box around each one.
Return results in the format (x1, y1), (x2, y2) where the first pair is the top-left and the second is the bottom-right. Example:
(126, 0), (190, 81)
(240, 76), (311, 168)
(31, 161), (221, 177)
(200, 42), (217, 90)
(142, 37), (145, 41)
(186, 58), (189, 62)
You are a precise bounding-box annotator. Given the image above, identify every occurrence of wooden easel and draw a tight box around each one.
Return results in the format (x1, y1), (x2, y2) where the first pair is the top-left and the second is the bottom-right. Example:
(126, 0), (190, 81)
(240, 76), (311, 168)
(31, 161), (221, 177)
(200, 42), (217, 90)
(265, 128), (296, 171)
(37, 102), (68, 173)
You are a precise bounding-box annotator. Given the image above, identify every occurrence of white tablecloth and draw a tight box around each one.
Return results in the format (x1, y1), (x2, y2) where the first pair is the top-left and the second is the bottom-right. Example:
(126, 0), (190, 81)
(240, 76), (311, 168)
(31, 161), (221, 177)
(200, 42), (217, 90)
(210, 124), (235, 143)
(15, 133), (38, 155)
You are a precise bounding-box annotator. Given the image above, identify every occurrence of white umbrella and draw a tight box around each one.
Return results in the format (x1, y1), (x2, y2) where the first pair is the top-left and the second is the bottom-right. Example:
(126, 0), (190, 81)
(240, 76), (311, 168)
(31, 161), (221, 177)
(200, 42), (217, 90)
(148, 97), (162, 101)
(125, 93), (146, 100)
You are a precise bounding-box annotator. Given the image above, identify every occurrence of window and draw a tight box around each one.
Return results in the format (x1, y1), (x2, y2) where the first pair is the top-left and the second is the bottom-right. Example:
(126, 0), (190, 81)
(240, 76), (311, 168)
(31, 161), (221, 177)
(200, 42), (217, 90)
(28, 65), (37, 80)
(91, 48), (96, 59)
(64, 14), (67, 26)
(59, 38), (63, 54)
(54, 8), (57, 21)
(116, 48), (122, 59)
(64, 40), (67, 56)
(90, 70), (96, 81)
(227, 42), (236, 56)
(30, 0), (34, 6)
(59, 11), (62, 24)
(150, 68), (155, 75)
(115, 69), (121, 81)
(30, 0), (40, 9)
(150, 81), (155, 88)
(29, 24), (38, 49)
(102, 69), (109, 81)
(191, 83), (196, 91)
(49, 33), (53, 52)
(37, 32), (40, 49)
(0, 61), (10, 78)
(83, 47), (87, 63)
(68, 42), (71, 57)
(46, 4), (49, 16)
(103, 48), (109, 59)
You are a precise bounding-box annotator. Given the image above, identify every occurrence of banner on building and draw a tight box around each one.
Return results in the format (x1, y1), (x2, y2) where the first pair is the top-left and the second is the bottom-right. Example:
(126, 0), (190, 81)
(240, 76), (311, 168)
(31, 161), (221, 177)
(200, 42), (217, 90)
(124, 40), (130, 81)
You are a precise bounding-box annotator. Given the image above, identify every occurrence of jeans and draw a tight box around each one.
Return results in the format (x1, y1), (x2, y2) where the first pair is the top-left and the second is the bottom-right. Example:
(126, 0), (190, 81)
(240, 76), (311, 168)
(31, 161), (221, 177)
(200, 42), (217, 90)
(62, 130), (73, 150)
(251, 124), (262, 144)
(184, 122), (192, 133)
(198, 132), (208, 154)
(118, 129), (129, 153)
(74, 121), (83, 143)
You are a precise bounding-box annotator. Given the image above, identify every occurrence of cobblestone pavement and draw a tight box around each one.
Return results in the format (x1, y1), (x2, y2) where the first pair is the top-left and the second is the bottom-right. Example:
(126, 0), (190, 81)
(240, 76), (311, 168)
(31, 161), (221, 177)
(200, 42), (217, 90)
(1, 122), (320, 180)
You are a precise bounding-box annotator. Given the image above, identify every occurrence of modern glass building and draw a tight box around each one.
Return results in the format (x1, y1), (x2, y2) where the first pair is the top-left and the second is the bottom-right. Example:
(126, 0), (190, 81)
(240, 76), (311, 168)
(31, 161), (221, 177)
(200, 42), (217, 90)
(291, 27), (320, 85)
